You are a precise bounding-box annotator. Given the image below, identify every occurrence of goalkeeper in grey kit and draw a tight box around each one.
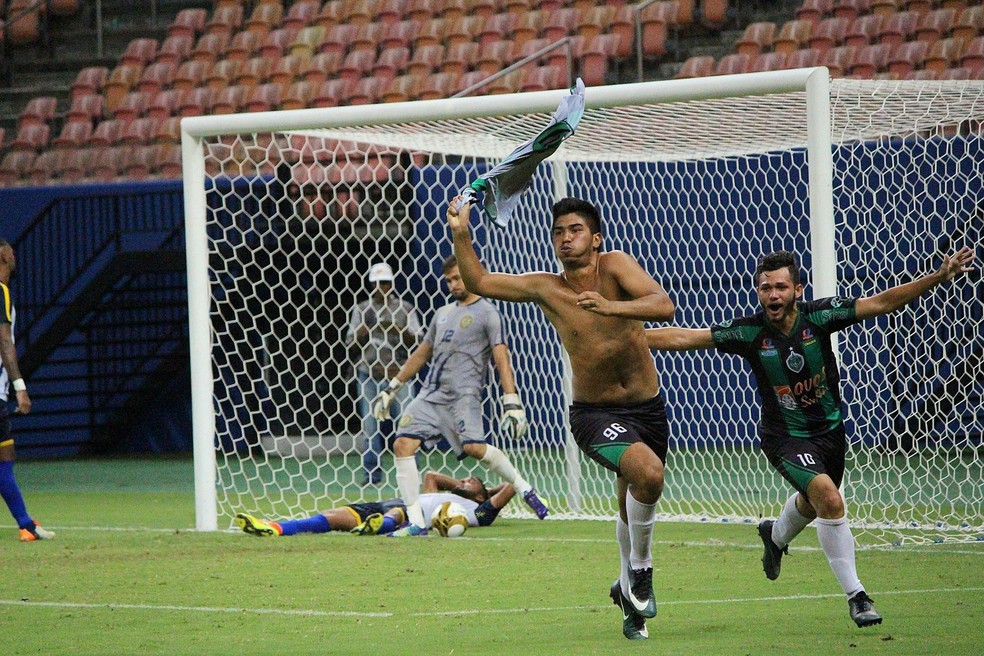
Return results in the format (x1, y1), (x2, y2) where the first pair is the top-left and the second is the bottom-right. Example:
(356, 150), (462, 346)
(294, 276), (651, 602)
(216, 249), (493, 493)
(373, 255), (549, 535)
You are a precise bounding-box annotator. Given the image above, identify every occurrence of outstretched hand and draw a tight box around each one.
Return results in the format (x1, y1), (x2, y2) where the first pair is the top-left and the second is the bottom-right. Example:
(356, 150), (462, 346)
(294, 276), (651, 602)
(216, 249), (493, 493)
(940, 246), (976, 281)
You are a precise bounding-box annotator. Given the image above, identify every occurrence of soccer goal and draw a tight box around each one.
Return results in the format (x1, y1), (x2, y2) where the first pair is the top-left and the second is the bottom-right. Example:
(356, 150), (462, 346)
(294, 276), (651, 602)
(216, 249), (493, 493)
(183, 68), (984, 545)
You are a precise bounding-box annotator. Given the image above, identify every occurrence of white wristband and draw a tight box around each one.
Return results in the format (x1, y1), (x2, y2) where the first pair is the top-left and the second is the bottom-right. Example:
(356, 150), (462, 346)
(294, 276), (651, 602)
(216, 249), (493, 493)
(388, 377), (404, 391)
(12, 378), (26, 392)
(502, 393), (521, 406)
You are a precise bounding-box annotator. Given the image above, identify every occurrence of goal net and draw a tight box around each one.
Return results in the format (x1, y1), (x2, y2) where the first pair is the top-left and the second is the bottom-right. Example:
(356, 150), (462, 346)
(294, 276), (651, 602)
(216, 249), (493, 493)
(183, 69), (984, 545)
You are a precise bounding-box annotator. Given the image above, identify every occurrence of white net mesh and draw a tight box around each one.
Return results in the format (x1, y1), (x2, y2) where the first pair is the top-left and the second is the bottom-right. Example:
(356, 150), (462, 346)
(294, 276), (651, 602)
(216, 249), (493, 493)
(194, 76), (984, 545)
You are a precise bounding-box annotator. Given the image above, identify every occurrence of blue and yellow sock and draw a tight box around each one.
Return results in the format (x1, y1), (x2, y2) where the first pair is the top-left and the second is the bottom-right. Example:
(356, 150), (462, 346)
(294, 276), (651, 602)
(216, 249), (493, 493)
(378, 516), (400, 534)
(0, 461), (33, 530)
(278, 515), (330, 536)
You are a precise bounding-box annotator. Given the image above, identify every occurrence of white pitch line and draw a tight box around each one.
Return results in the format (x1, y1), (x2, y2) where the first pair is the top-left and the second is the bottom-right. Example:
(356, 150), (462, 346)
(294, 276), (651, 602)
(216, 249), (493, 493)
(2, 586), (983, 621)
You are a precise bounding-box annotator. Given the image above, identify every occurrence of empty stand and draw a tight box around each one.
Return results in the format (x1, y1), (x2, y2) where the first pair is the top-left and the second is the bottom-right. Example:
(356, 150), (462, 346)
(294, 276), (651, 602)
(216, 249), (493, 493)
(89, 120), (125, 147)
(71, 66), (109, 101)
(156, 34), (194, 66)
(120, 38), (158, 67)
(147, 90), (182, 120)
(844, 14), (884, 47)
(774, 20), (814, 54)
(736, 22), (777, 55)
(226, 29), (263, 60)
(18, 96), (57, 128)
(809, 17), (850, 50)
(9, 124), (50, 152)
(924, 37), (969, 72)
(887, 39), (929, 73)
(281, 81), (317, 110)
(168, 8), (207, 40)
(112, 91), (149, 123)
(245, 83), (284, 112)
(849, 42), (893, 76)
(178, 87), (216, 117)
(282, 0), (320, 31)
(66, 94), (105, 125)
(52, 121), (93, 149)
(153, 117), (182, 144)
(797, 0), (836, 23)
(879, 11), (920, 46)
(675, 55), (715, 78)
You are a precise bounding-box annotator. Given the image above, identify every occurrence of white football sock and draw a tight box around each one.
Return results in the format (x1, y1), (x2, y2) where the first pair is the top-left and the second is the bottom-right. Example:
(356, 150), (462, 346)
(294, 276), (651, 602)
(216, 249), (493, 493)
(626, 489), (657, 571)
(395, 456), (425, 527)
(772, 493), (813, 548)
(616, 516), (632, 596)
(480, 445), (532, 496)
(815, 516), (863, 597)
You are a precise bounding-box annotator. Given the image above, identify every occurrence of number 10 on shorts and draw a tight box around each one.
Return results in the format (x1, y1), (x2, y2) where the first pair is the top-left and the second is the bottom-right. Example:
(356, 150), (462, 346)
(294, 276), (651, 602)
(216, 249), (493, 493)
(796, 453), (816, 466)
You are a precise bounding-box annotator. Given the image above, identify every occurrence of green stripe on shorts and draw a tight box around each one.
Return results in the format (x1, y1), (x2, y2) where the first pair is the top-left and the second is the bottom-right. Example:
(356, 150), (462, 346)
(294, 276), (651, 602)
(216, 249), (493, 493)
(780, 458), (818, 491)
(595, 442), (632, 470)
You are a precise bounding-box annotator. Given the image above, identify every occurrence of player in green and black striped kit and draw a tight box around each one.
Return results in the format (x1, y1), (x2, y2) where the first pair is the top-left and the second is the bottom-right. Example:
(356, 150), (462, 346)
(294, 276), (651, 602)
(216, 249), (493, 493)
(645, 247), (975, 628)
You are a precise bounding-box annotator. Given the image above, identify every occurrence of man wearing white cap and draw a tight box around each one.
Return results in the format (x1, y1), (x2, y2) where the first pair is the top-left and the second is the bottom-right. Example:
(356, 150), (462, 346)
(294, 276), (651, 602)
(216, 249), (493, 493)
(346, 261), (423, 485)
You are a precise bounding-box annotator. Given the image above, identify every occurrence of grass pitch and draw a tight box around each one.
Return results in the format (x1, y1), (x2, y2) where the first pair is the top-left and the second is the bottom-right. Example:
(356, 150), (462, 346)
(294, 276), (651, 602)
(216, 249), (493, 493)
(1, 457), (982, 656)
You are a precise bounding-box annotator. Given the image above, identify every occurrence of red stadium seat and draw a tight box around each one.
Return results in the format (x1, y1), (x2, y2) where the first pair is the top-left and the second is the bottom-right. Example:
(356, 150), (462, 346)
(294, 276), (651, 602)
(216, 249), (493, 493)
(849, 43), (893, 77)
(318, 23), (356, 58)
(112, 91), (149, 123)
(206, 59), (242, 90)
(923, 37), (968, 72)
(178, 87), (216, 117)
(379, 73), (422, 103)
(52, 120), (93, 149)
(952, 6), (984, 42)
(511, 11), (541, 50)
(233, 57), (272, 87)
(281, 0), (320, 31)
(751, 52), (789, 72)
(289, 25), (325, 59)
(809, 17), (850, 50)
(774, 20), (814, 54)
(844, 14), (884, 47)
(122, 144), (159, 180)
(153, 116), (182, 143)
(787, 47), (823, 68)
(577, 5), (616, 42)
(71, 66), (109, 100)
(268, 55), (307, 87)
(18, 96), (57, 128)
(378, 0), (407, 23)
(373, 47), (410, 79)
(0, 150), (37, 185)
(260, 27), (301, 59)
(89, 146), (128, 182)
(312, 79), (354, 108)
(244, 2), (282, 34)
(441, 42), (479, 76)
(960, 35), (984, 70)
(350, 21), (386, 53)
(736, 22), (777, 55)
(674, 55), (715, 79)
(158, 144), (184, 179)
(715, 53), (754, 75)
(226, 29), (263, 61)
(300, 52), (343, 85)
(578, 34), (619, 87)
(797, 0), (835, 22)
(168, 8), (207, 39)
(204, 5), (244, 38)
(156, 34), (193, 66)
(887, 40), (929, 74)
(191, 33), (230, 63)
(479, 12), (516, 47)
(475, 40), (516, 77)
(521, 65), (565, 92)
(173, 60), (211, 90)
(103, 64), (143, 113)
(66, 93), (105, 125)
(879, 11), (920, 46)
(820, 45), (859, 76)
(380, 19), (419, 50)
(833, 0), (871, 21)
(280, 81), (317, 110)
(9, 124), (50, 152)
(639, 1), (676, 59)
(136, 62), (175, 97)
(542, 6), (580, 42)
(119, 117), (157, 145)
(915, 8), (958, 43)
(245, 82), (283, 112)
(89, 119), (125, 146)
(120, 38), (158, 67)
(869, 0), (902, 17)
(337, 49), (376, 81)
(213, 85), (249, 114)
(418, 71), (459, 99)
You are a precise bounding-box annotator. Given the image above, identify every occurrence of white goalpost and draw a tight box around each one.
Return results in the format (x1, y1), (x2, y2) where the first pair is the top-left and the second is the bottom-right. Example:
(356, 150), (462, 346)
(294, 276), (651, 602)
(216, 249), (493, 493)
(183, 68), (984, 545)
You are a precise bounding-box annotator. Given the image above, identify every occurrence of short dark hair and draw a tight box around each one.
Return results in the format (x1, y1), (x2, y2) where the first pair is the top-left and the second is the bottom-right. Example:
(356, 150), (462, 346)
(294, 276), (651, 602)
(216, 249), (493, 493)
(442, 254), (458, 274)
(552, 197), (602, 234)
(755, 251), (800, 286)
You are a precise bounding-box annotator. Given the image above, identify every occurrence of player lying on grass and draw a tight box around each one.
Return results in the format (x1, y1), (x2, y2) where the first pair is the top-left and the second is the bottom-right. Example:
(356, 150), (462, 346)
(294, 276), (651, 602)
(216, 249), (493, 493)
(235, 471), (515, 537)
(644, 246), (975, 628)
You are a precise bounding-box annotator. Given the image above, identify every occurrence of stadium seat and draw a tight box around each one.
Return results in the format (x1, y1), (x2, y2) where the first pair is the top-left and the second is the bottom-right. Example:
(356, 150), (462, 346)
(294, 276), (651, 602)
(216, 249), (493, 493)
(0, 150), (37, 185)
(66, 93), (105, 125)
(844, 14), (885, 47)
(437, 0), (467, 21)
(639, 1), (676, 59)
(902, 0), (934, 14)
(869, 0), (902, 17)
(809, 17), (850, 50)
(314, 0), (344, 28)
(71, 66), (109, 101)
(123, 144), (159, 179)
(820, 44), (859, 76)
(418, 71), (459, 99)
(939, 66), (973, 79)
(833, 0), (871, 20)
(576, 5), (616, 42)
(212, 84), (249, 114)
(476, 40), (516, 76)
(318, 24), (356, 58)
(156, 34), (193, 66)
(960, 35), (984, 69)
(411, 18), (446, 50)
(952, 5), (984, 41)
(787, 47), (823, 68)
(119, 117), (157, 145)
(673, 0), (696, 26)
(226, 29), (263, 61)
(153, 116), (182, 143)
(700, 0), (729, 29)
(674, 55), (715, 79)
(28, 150), (61, 185)
(923, 37), (969, 72)
(337, 49), (376, 81)
(378, 18), (418, 50)
(137, 62), (175, 97)
(103, 65), (143, 112)
(351, 21), (386, 52)
(511, 11), (541, 49)
(234, 57), (272, 87)
(6, 0), (41, 46)
(178, 87), (216, 117)
(301, 52), (342, 85)
(751, 52), (789, 72)
(53, 121), (93, 149)
(244, 2), (283, 34)
(406, 44), (444, 77)
(312, 79), (354, 107)
(773, 20), (814, 54)
(879, 11), (920, 46)
(849, 43), (893, 77)
(887, 39), (929, 74)
(89, 119), (124, 146)
(158, 145), (183, 179)
(486, 68), (525, 95)
(440, 42), (479, 76)
(501, 0), (531, 15)
(609, 6), (637, 59)
(542, 7), (580, 42)
(120, 38), (158, 67)
(58, 148), (90, 183)
(379, 73), (421, 103)
(112, 91), (149, 123)
(378, 0), (407, 23)
(261, 27), (301, 58)
(168, 8), (207, 39)
(18, 96), (57, 128)
(578, 34), (619, 87)
(348, 76), (387, 105)
(915, 8), (958, 43)
(521, 65), (565, 92)
(207, 59), (242, 90)
(479, 12), (516, 46)
(518, 37), (552, 65)
(269, 55), (307, 87)
(797, 0), (835, 23)
(736, 22), (777, 55)
(281, 0), (320, 31)
(715, 53), (754, 75)
(205, 5), (244, 38)
(454, 70), (490, 96)
(447, 15), (486, 49)
(902, 68), (939, 79)
(407, 0), (440, 22)
(89, 146), (127, 182)
(245, 82), (283, 112)
(373, 47), (410, 79)
(144, 89), (183, 119)
(191, 33), (230, 63)
(10, 123), (50, 151)
(344, 0), (374, 26)
(289, 25), (325, 58)
(280, 81), (317, 110)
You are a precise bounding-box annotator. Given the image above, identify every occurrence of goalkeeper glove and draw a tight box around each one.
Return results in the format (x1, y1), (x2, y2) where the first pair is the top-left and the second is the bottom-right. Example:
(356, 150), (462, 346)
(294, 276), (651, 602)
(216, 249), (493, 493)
(372, 378), (404, 420)
(501, 393), (528, 440)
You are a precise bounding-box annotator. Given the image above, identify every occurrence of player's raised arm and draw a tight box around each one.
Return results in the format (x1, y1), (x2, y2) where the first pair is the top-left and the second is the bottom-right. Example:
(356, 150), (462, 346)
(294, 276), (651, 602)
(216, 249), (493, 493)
(854, 246), (976, 320)
(447, 196), (542, 303)
(645, 326), (716, 351)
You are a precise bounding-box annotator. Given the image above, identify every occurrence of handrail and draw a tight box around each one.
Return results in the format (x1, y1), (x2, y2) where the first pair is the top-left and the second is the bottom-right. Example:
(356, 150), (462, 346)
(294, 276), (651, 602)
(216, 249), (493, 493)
(0, 0), (51, 86)
(634, 0), (665, 83)
(452, 36), (574, 98)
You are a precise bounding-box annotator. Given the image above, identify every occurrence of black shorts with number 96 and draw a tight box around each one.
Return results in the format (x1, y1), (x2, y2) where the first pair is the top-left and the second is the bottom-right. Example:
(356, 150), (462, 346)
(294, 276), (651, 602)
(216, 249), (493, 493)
(568, 394), (669, 475)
